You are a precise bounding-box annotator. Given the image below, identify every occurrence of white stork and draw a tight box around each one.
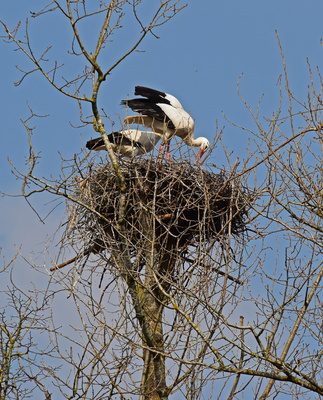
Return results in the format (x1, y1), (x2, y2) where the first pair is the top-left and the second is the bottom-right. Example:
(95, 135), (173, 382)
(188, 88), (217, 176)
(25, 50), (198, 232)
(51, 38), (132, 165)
(86, 129), (162, 157)
(121, 86), (210, 161)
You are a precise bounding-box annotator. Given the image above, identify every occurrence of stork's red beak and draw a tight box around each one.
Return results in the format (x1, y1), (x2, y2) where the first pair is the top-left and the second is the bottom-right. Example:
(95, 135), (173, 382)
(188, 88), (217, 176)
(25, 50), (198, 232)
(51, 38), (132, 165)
(194, 148), (205, 164)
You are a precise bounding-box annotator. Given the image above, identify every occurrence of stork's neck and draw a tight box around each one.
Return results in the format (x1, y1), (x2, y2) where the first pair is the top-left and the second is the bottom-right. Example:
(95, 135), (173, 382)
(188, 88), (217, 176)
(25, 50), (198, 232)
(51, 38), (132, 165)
(184, 135), (206, 147)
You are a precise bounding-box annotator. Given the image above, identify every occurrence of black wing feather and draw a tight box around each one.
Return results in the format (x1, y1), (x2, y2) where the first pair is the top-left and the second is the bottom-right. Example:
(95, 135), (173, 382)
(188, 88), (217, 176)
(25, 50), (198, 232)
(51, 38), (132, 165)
(121, 99), (175, 129)
(86, 132), (143, 150)
(134, 86), (170, 105)
(86, 137), (104, 150)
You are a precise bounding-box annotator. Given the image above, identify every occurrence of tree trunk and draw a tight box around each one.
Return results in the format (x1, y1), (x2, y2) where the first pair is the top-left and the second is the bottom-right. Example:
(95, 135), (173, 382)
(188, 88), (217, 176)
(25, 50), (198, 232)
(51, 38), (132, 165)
(139, 205), (168, 400)
(141, 286), (166, 400)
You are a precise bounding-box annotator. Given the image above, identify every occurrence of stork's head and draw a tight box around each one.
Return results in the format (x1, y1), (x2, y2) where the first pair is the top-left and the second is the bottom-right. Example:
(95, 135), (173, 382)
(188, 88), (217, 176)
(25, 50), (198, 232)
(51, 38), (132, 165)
(195, 137), (210, 163)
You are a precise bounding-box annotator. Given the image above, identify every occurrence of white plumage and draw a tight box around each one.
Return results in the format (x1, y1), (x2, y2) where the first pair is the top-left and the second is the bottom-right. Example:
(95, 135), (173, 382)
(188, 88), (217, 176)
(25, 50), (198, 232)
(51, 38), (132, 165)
(122, 86), (210, 161)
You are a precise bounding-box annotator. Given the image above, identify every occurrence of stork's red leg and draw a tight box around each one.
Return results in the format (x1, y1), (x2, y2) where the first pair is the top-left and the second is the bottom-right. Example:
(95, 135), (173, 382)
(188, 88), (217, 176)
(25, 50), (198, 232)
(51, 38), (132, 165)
(166, 141), (171, 161)
(158, 138), (171, 161)
(158, 143), (164, 159)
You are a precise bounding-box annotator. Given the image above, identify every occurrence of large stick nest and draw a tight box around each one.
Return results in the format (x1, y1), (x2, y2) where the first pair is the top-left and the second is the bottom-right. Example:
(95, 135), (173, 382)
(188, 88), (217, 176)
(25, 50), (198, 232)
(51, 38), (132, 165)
(75, 158), (249, 256)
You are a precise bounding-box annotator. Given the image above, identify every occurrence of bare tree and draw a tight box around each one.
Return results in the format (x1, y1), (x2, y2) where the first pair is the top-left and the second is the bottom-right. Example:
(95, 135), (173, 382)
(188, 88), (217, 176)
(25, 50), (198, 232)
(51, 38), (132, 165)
(0, 251), (55, 400)
(1, 3), (323, 400)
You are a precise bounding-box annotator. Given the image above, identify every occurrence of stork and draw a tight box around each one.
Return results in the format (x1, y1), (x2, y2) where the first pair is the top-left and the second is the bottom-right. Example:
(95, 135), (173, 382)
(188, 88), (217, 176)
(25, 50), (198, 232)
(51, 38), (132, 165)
(86, 129), (162, 157)
(121, 86), (210, 161)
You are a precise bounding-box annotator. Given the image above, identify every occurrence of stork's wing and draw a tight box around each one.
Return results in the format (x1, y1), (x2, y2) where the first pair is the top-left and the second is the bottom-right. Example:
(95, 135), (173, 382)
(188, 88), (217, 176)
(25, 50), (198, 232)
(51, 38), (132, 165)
(121, 99), (176, 129)
(134, 86), (168, 103)
(86, 137), (105, 150)
(135, 86), (183, 109)
(86, 131), (143, 151)
(124, 115), (173, 136)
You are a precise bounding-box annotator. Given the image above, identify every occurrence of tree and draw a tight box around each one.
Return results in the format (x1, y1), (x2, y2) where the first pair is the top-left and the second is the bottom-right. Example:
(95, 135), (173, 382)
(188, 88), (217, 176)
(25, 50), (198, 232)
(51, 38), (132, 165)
(1, 2), (323, 399)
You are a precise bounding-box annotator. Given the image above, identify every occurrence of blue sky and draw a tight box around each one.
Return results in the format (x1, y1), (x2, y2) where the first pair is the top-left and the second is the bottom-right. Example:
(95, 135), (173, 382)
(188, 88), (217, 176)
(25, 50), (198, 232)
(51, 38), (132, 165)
(1, 1), (323, 398)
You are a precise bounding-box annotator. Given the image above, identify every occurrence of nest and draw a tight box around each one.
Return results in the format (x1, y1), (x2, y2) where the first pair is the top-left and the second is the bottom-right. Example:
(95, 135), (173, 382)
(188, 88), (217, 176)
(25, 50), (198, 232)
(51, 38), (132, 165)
(74, 158), (249, 261)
